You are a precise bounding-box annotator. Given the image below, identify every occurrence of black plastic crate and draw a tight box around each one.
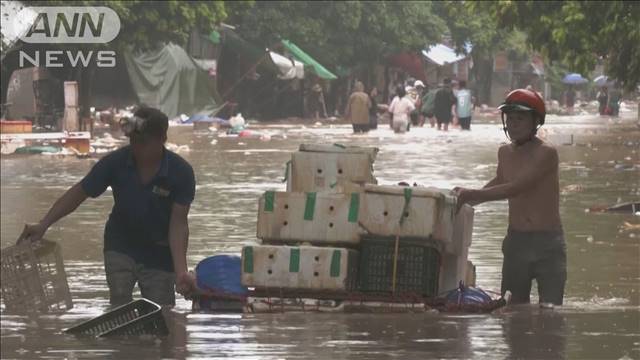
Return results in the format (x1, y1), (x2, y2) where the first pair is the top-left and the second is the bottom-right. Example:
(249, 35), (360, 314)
(65, 299), (168, 337)
(357, 236), (441, 297)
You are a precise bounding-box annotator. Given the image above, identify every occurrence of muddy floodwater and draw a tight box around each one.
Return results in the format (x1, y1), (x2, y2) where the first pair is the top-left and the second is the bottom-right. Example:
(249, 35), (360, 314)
(1, 111), (639, 359)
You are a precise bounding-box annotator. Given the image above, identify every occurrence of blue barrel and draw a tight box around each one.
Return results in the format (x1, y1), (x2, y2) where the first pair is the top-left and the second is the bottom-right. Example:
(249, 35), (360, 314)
(195, 255), (248, 297)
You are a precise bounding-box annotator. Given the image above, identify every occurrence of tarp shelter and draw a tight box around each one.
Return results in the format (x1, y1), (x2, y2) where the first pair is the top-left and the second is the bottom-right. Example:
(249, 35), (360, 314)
(215, 28), (310, 119)
(281, 39), (337, 80)
(270, 52), (304, 80)
(123, 43), (222, 118)
(422, 44), (469, 66)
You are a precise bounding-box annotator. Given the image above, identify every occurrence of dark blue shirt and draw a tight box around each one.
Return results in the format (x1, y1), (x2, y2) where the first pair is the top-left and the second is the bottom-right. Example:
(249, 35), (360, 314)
(81, 145), (195, 272)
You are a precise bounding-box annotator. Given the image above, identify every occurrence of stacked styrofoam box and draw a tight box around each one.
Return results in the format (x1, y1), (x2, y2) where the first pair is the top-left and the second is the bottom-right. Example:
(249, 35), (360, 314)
(358, 184), (457, 243)
(357, 184), (474, 294)
(244, 144), (475, 298)
(243, 144), (380, 293)
(241, 245), (358, 291)
(256, 191), (362, 246)
(286, 144), (378, 193)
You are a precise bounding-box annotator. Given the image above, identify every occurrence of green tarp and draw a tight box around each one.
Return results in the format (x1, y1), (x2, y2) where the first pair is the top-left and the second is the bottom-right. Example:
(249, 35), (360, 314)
(281, 39), (337, 80)
(123, 43), (221, 118)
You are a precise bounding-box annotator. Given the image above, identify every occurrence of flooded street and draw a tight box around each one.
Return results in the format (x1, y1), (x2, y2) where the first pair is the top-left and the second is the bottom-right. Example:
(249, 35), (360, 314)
(1, 112), (639, 359)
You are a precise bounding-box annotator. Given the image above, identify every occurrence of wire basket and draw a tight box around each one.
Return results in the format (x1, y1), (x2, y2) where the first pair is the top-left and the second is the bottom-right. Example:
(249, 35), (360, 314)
(1, 239), (73, 313)
(65, 298), (168, 337)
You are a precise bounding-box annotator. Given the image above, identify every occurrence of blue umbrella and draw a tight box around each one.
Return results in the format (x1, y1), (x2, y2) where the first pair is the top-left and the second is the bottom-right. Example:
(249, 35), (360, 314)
(562, 73), (588, 85)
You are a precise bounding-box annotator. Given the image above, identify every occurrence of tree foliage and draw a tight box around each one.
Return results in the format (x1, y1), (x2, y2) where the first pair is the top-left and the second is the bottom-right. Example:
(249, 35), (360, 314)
(433, 1), (530, 103)
(483, 1), (640, 92)
(233, 1), (446, 70)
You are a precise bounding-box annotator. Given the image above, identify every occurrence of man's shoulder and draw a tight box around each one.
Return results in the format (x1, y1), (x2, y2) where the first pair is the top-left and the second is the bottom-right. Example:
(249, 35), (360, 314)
(497, 143), (511, 156)
(166, 149), (194, 173)
(99, 145), (130, 163)
(534, 138), (558, 152)
(521, 139), (559, 162)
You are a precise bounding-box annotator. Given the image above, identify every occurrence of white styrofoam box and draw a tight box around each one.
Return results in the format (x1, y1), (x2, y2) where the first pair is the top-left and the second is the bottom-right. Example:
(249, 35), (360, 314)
(241, 245), (358, 291)
(465, 261), (476, 287)
(444, 205), (474, 255)
(288, 144), (378, 193)
(298, 143), (379, 158)
(257, 191), (362, 245)
(440, 246), (470, 293)
(439, 205), (474, 291)
(359, 185), (456, 243)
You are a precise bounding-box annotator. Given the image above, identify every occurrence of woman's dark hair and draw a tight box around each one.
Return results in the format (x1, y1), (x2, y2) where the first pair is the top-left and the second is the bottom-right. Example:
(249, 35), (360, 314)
(396, 85), (406, 98)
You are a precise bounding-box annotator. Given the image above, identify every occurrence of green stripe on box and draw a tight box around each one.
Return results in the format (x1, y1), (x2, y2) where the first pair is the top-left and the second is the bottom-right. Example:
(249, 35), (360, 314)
(304, 192), (316, 220)
(330, 250), (341, 277)
(348, 192), (359, 223)
(400, 187), (413, 225)
(403, 187), (412, 202)
(243, 247), (253, 273)
(289, 248), (300, 272)
(264, 191), (275, 212)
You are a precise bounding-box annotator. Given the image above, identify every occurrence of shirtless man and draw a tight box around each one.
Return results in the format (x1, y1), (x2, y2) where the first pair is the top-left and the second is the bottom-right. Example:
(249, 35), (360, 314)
(454, 89), (566, 306)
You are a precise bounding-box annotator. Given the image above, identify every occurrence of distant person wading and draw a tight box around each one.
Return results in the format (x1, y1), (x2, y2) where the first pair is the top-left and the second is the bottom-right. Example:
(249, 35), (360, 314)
(455, 80), (474, 130)
(388, 85), (415, 134)
(345, 81), (372, 133)
(434, 78), (457, 131)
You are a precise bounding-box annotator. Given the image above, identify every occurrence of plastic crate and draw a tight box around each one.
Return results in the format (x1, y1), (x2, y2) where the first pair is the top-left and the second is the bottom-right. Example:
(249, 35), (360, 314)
(1, 240), (73, 313)
(357, 236), (441, 297)
(65, 299), (168, 337)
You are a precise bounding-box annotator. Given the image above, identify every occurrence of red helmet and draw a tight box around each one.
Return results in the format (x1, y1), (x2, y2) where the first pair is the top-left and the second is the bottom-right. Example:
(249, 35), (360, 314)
(498, 89), (546, 125)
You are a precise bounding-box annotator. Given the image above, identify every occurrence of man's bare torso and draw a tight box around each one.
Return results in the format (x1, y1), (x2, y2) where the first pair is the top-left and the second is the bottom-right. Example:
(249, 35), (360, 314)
(499, 138), (563, 232)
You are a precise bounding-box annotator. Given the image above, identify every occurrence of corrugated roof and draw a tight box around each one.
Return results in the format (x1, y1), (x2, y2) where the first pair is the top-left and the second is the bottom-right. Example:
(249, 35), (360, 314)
(422, 44), (468, 66)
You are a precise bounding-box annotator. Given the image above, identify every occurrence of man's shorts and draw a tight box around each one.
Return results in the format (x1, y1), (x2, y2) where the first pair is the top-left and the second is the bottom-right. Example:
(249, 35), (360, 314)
(436, 115), (452, 125)
(501, 229), (567, 305)
(104, 250), (176, 307)
(459, 116), (471, 130)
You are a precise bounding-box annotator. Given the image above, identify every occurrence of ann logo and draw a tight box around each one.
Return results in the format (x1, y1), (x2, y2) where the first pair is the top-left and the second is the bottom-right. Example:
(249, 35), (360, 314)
(27, 12), (105, 39)
(18, 7), (120, 44)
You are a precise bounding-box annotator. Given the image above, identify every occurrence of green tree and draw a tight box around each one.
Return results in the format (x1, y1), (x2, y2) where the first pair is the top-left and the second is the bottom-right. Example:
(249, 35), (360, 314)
(486, 1), (640, 92)
(233, 1), (446, 76)
(434, 1), (530, 104)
